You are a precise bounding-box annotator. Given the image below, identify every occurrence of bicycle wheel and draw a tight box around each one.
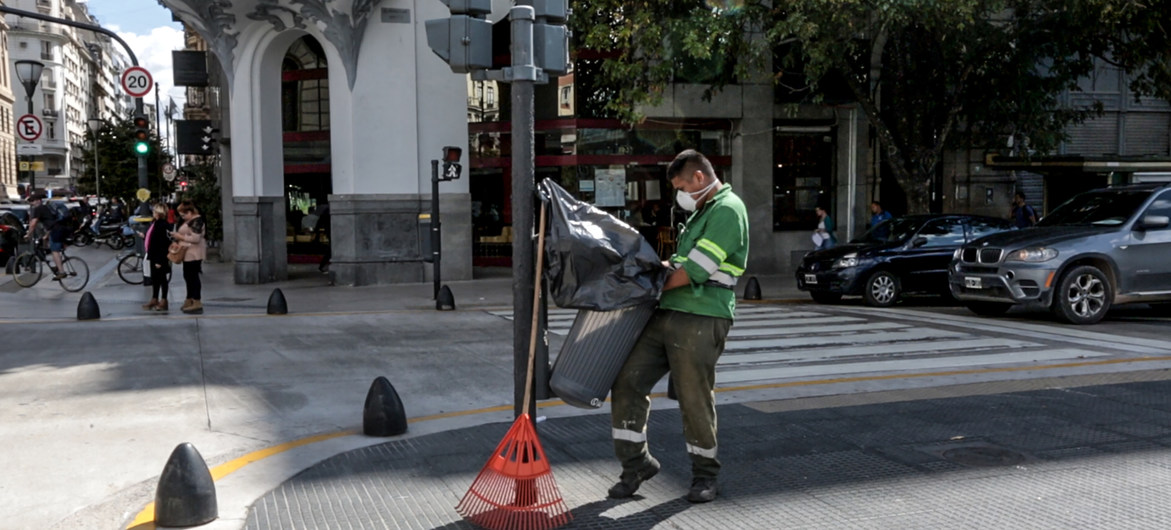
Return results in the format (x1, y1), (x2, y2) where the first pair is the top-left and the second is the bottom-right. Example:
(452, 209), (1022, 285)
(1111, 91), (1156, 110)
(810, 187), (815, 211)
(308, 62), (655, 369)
(117, 254), (144, 285)
(12, 252), (42, 287)
(58, 256), (89, 292)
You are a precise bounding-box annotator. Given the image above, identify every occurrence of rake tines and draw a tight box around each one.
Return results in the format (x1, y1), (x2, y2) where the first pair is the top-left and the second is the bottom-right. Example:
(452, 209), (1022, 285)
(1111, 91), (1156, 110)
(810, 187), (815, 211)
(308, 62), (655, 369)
(456, 414), (571, 530)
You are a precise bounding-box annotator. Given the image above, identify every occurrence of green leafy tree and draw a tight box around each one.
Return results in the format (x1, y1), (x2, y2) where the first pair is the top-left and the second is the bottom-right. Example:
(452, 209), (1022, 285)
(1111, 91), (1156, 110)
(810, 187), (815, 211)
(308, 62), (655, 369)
(573, 0), (1171, 213)
(178, 160), (223, 243)
(76, 118), (172, 203)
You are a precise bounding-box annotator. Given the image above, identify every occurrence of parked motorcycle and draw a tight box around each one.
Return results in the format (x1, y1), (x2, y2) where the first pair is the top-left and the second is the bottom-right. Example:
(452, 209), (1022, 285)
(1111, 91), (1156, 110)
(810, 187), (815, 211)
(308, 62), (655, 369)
(75, 220), (134, 250)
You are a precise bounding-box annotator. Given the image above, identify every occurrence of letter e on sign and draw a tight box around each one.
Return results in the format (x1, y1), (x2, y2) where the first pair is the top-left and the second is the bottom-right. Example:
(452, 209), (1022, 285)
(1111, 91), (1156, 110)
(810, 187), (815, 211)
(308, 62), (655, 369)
(121, 66), (153, 98)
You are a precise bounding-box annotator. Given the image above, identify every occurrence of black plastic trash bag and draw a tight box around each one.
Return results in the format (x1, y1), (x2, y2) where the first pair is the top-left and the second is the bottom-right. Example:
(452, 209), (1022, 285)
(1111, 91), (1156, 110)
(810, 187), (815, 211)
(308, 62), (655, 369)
(539, 179), (668, 310)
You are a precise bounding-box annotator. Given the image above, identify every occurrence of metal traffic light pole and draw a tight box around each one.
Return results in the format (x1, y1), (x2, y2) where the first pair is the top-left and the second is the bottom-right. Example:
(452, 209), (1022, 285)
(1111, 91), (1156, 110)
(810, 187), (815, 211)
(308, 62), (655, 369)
(0, 5), (148, 190)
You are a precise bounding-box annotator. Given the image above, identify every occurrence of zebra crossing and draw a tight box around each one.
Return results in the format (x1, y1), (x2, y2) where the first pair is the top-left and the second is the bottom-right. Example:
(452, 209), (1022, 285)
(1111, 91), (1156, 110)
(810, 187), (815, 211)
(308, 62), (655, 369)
(491, 303), (1151, 388)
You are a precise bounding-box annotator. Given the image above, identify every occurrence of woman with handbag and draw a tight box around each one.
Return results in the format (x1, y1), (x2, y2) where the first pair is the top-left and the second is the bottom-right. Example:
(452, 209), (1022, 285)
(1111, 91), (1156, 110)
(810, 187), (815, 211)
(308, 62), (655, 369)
(143, 203), (173, 311)
(170, 201), (207, 314)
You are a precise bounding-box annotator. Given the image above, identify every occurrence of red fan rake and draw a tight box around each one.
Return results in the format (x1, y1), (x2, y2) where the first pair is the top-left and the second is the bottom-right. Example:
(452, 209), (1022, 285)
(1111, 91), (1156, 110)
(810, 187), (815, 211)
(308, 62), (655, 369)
(456, 202), (571, 530)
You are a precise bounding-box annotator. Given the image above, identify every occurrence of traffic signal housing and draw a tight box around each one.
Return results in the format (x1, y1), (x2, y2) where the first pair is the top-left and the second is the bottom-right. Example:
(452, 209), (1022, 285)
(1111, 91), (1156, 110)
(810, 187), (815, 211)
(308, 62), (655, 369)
(532, 0), (569, 76)
(441, 146), (462, 180)
(425, 0), (492, 73)
(133, 115), (150, 156)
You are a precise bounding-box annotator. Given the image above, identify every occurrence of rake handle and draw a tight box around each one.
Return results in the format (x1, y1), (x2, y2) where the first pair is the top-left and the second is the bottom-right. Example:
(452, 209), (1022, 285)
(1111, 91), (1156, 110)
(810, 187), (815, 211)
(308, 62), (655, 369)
(522, 200), (548, 414)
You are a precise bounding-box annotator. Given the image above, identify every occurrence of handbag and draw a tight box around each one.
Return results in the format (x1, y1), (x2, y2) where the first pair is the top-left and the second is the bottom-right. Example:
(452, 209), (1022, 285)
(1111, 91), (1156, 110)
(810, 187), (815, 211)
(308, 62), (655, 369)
(167, 241), (187, 264)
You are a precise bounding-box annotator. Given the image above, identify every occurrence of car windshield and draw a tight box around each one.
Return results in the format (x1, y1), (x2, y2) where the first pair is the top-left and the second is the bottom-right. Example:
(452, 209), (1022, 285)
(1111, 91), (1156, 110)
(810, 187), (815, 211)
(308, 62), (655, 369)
(1036, 190), (1153, 227)
(851, 217), (921, 244)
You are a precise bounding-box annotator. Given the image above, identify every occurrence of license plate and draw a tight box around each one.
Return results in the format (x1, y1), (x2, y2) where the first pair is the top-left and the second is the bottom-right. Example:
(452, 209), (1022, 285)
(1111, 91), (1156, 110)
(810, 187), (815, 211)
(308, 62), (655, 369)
(965, 277), (982, 289)
(804, 274), (818, 285)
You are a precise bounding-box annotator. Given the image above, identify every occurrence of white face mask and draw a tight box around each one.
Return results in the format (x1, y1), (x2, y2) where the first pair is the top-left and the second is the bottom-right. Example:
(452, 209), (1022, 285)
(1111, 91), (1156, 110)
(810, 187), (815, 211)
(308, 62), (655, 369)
(675, 178), (718, 212)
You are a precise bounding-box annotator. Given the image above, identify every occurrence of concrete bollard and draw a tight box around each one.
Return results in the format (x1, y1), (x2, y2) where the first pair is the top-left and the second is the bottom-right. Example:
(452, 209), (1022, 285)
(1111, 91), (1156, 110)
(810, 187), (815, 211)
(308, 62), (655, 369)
(77, 292), (101, 320)
(154, 442), (217, 527)
(266, 288), (288, 315)
(743, 276), (762, 301)
(363, 376), (408, 437)
(436, 285), (456, 311)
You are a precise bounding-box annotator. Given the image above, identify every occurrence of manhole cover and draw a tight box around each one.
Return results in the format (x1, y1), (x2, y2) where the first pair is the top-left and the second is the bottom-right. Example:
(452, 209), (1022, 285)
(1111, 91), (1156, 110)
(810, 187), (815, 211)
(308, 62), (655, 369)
(941, 445), (1026, 467)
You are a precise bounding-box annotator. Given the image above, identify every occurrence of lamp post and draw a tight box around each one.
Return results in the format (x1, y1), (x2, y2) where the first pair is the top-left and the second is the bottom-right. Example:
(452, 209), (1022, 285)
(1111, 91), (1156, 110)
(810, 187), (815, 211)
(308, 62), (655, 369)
(15, 60), (44, 195)
(87, 118), (108, 202)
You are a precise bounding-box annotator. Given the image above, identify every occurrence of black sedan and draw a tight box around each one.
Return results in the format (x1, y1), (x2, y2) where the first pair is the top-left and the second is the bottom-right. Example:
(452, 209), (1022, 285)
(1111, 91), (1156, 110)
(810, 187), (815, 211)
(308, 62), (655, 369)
(796, 214), (1015, 306)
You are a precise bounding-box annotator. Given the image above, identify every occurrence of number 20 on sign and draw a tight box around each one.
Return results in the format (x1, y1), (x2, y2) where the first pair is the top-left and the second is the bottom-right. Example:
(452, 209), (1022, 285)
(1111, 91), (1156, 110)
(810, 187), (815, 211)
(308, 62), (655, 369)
(121, 66), (153, 98)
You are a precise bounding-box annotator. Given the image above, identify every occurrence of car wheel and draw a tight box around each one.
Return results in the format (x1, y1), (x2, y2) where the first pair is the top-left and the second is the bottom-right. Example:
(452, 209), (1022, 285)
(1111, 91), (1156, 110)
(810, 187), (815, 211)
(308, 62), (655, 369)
(1051, 265), (1112, 325)
(965, 301), (1013, 316)
(863, 270), (900, 307)
(810, 292), (842, 304)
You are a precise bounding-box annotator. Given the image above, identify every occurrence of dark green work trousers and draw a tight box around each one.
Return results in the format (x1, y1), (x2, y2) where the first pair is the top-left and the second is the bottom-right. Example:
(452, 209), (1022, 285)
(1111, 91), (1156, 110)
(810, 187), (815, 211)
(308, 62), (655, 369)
(610, 309), (732, 479)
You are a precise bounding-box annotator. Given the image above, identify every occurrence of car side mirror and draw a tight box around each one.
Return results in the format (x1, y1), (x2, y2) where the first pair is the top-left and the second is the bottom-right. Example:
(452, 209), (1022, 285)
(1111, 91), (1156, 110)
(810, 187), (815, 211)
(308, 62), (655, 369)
(910, 236), (928, 248)
(1137, 215), (1170, 231)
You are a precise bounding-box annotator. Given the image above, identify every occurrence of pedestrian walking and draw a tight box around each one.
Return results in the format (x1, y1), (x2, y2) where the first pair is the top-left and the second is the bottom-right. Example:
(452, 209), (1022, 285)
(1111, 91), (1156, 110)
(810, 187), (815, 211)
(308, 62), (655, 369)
(1011, 191), (1037, 228)
(868, 200), (893, 240)
(315, 203), (331, 273)
(607, 149), (749, 504)
(142, 203), (173, 312)
(171, 201), (207, 314)
(813, 205), (837, 250)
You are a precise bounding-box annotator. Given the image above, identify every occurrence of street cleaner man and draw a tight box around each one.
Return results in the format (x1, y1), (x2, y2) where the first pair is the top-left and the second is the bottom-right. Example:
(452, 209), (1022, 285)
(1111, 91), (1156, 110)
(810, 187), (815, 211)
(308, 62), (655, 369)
(608, 149), (749, 503)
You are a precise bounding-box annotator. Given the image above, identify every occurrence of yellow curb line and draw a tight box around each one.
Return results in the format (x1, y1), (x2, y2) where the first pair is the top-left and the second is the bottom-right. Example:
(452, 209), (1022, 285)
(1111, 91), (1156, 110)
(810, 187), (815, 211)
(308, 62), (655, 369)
(126, 354), (1171, 528)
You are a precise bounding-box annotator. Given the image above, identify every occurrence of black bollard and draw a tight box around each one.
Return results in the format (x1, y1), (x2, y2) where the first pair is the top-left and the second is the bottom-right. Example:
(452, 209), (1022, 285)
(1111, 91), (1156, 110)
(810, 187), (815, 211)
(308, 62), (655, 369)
(154, 442), (217, 527)
(436, 284), (455, 311)
(363, 376), (408, 436)
(77, 292), (101, 320)
(743, 276), (762, 301)
(266, 288), (288, 315)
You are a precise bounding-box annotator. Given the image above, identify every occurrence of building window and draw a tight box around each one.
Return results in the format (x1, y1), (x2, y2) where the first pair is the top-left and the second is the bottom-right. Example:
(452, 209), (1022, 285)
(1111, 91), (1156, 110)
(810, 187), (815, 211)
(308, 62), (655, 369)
(773, 130), (834, 231)
(486, 86), (495, 105)
(559, 86), (572, 108)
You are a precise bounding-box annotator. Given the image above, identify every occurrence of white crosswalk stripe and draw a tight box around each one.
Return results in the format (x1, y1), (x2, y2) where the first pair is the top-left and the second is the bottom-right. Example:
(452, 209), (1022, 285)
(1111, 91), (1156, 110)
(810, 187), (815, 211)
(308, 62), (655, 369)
(489, 304), (1138, 387)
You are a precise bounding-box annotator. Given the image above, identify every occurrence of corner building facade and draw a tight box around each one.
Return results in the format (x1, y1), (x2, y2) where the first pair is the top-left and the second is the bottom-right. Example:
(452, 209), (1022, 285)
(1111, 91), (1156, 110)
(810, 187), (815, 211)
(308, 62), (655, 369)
(161, 0), (478, 285)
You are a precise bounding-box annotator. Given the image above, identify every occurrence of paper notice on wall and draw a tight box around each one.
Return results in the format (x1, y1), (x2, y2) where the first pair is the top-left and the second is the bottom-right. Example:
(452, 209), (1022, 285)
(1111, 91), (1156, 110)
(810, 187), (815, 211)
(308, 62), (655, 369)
(594, 167), (627, 207)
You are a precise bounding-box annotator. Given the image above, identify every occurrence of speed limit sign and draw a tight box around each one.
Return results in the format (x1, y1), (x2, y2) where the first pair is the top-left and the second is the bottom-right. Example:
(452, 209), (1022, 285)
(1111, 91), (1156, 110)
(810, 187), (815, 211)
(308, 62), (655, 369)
(121, 66), (153, 98)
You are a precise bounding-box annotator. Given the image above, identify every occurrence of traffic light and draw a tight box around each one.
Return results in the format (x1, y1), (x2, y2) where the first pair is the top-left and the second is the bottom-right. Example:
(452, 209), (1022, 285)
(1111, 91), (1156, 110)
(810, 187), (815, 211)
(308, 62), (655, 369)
(532, 0), (569, 76)
(441, 146), (462, 180)
(425, 0), (492, 73)
(132, 115), (150, 156)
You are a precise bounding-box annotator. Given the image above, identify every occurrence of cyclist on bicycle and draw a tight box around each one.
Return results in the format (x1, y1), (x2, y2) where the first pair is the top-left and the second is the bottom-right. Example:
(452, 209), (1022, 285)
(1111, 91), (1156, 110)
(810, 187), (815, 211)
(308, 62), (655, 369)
(24, 193), (67, 280)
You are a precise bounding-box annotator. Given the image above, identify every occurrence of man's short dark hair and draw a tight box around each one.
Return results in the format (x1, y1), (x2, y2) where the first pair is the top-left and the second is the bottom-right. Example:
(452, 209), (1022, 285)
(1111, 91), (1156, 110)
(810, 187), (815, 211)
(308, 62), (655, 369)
(667, 149), (717, 182)
(871, 200), (882, 208)
(1015, 191), (1026, 201)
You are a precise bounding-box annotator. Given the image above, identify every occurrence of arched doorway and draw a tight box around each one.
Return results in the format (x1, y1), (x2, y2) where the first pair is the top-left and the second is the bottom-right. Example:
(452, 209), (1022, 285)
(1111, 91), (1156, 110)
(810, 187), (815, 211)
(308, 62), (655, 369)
(281, 36), (332, 267)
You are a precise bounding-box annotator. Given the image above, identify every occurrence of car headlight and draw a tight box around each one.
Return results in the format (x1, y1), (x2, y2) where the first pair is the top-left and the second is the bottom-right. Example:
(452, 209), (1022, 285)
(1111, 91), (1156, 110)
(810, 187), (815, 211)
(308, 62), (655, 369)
(952, 248), (962, 260)
(1005, 247), (1058, 262)
(834, 253), (859, 269)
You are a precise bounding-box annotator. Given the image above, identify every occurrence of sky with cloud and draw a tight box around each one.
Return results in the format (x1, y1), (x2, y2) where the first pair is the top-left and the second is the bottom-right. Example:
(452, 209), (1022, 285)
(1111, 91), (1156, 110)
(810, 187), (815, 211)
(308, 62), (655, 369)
(80, 0), (186, 111)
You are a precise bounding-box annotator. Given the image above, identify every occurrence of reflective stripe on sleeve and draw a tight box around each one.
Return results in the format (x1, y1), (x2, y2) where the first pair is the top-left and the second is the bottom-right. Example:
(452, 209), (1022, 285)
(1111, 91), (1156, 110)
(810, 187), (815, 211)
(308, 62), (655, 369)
(613, 428), (647, 443)
(686, 443), (718, 459)
(687, 248), (719, 274)
(709, 271), (737, 287)
(696, 239), (727, 262)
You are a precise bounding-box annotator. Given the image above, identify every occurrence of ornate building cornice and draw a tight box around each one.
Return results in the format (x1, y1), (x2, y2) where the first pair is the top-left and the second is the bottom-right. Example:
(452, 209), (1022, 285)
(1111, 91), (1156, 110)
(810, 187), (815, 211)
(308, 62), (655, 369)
(160, 0), (384, 90)
(158, 0), (240, 85)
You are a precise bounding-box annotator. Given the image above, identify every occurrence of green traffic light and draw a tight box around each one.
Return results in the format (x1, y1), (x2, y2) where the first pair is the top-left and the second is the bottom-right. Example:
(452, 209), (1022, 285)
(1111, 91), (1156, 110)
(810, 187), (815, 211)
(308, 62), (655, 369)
(134, 141), (150, 155)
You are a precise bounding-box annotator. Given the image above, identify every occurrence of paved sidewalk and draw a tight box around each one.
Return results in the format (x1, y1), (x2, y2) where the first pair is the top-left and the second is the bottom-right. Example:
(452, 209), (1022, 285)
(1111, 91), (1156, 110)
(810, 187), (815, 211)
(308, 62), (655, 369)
(245, 372), (1171, 530)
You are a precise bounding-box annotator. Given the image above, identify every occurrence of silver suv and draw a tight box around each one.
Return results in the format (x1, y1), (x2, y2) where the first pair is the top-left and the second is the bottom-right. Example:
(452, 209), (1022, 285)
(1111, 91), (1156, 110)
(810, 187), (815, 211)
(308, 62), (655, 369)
(949, 184), (1171, 324)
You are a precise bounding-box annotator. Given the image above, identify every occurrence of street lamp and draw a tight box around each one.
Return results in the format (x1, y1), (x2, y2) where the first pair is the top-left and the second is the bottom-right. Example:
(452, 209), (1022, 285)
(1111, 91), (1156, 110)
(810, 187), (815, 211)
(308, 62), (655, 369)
(87, 118), (109, 203)
(14, 60), (44, 195)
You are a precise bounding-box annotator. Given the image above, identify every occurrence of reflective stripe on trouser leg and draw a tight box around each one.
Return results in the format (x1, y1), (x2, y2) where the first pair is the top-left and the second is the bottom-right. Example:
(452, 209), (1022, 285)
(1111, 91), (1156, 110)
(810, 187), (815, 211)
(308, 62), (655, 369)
(665, 310), (731, 479)
(611, 310), (671, 476)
